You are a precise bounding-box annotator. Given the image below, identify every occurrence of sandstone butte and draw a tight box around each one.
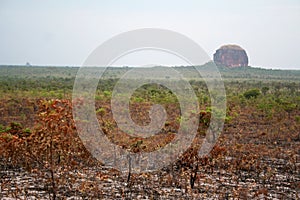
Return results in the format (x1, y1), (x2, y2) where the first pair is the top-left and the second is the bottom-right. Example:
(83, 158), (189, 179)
(213, 44), (249, 68)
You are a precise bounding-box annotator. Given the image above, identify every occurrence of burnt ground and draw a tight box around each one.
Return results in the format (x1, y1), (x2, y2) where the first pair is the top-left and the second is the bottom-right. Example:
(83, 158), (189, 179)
(0, 100), (299, 199)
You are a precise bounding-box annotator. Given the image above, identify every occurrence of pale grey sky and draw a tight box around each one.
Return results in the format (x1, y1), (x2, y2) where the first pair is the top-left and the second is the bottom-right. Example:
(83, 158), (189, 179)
(0, 0), (299, 69)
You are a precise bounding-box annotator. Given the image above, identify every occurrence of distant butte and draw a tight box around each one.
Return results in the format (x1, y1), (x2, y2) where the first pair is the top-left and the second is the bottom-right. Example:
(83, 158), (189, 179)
(213, 44), (248, 68)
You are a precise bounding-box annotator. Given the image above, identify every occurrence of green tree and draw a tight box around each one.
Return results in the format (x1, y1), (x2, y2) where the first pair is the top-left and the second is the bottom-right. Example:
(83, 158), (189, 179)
(243, 88), (261, 99)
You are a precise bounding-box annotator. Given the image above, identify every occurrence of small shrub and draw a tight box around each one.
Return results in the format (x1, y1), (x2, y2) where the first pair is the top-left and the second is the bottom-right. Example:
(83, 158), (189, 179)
(96, 107), (106, 116)
(0, 124), (4, 133)
(243, 88), (261, 99)
(295, 116), (300, 123)
(261, 86), (269, 95)
(103, 90), (112, 97)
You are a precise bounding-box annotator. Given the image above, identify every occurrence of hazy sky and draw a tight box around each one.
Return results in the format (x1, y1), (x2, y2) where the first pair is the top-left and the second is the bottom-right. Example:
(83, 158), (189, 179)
(0, 0), (299, 69)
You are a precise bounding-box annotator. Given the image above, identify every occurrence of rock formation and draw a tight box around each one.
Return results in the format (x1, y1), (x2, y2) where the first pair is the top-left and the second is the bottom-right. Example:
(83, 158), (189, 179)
(213, 44), (248, 68)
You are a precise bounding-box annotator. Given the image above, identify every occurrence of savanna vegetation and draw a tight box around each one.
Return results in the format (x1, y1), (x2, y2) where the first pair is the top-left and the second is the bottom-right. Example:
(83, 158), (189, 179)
(0, 64), (299, 199)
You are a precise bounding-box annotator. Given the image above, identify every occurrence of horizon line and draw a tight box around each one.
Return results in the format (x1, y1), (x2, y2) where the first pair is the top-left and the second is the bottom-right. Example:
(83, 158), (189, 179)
(0, 64), (300, 71)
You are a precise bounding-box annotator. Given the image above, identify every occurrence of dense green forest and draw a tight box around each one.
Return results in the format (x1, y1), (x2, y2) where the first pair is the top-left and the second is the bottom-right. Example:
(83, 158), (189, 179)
(1, 63), (300, 80)
(0, 64), (299, 98)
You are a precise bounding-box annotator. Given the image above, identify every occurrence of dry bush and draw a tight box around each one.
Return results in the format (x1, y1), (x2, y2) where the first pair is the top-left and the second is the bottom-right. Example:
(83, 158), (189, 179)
(0, 99), (98, 199)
